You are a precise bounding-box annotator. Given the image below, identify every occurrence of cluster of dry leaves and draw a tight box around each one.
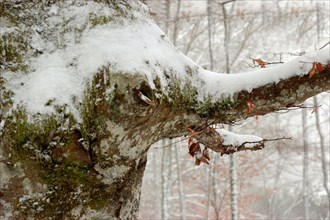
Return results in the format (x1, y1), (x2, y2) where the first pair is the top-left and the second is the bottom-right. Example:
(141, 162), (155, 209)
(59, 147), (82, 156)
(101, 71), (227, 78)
(308, 62), (329, 79)
(187, 127), (212, 165)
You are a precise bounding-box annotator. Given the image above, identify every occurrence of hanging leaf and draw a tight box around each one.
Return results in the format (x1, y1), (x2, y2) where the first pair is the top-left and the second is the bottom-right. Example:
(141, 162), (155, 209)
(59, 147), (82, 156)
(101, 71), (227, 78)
(253, 58), (266, 68)
(189, 142), (201, 157)
(188, 137), (201, 157)
(195, 152), (209, 165)
(315, 62), (324, 73)
(246, 100), (255, 114)
(203, 147), (210, 160)
(188, 137), (194, 146)
(187, 127), (210, 165)
(309, 62), (317, 79)
(195, 158), (201, 166)
(197, 155), (210, 164)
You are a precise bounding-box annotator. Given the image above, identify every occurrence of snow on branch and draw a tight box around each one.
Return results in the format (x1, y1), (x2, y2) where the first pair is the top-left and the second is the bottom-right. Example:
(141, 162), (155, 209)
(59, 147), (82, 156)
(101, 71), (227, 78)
(216, 128), (264, 149)
(185, 125), (292, 165)
(191, 126), (264, 154)
(186, 125), (266, 165)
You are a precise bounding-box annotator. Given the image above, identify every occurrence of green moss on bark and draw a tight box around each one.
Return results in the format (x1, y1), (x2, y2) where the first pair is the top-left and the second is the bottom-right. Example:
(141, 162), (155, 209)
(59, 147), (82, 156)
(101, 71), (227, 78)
(0, 31), (29, 72)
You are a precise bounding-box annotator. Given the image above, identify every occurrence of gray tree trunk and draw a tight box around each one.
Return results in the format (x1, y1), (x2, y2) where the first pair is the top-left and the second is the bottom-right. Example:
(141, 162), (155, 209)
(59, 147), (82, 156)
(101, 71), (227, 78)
(175, 140), (186, 220)
(207, 0), (215, 70)
(229, 153), (238, 220)
(302, 108), (309, 220)
(161, 140), (169, 220)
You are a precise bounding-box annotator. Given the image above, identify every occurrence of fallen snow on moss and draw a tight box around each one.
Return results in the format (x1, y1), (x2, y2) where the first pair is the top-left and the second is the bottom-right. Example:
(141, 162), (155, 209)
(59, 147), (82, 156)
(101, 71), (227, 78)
(2, 1), (197, 120)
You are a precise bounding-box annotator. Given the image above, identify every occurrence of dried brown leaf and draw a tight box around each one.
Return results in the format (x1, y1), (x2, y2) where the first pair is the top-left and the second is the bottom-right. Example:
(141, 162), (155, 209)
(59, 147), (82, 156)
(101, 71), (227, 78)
(309, 62), (317, 79)
(253, 58), (266, 68)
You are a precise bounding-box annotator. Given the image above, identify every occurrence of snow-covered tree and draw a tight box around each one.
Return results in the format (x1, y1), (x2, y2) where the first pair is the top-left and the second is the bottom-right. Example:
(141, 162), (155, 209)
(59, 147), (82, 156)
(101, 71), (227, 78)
(0, 1), (329, 219)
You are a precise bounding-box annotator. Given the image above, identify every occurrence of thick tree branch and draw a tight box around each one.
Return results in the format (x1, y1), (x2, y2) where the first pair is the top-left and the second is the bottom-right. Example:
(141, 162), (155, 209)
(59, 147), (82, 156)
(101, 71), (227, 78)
(181, 49), (330, 125)
(236, 65), (330, 117)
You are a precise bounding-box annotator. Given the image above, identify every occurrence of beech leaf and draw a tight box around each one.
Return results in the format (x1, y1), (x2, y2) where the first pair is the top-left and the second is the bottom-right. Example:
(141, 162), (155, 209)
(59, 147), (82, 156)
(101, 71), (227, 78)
(316, 62), (324, 72)
(188, 142), (201, 157)
(246, 100), (255, 114)
(203, 147), (210, 160)
(309, 62), (317, 79)
(253, 58), (266, 68)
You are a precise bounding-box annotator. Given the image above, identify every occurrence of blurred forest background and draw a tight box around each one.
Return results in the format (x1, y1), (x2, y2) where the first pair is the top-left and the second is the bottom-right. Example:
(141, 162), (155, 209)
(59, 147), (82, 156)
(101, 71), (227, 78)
(139, 0), (330, 219)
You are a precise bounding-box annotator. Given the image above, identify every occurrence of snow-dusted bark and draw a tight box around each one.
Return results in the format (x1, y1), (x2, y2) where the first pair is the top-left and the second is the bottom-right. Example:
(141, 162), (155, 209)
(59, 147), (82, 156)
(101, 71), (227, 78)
(1, 0), (330, 218)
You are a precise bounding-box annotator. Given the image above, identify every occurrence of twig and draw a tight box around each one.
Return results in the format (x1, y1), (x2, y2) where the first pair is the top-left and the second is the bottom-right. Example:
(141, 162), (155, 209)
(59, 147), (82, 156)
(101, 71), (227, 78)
(245, 56), (284, 68)
(239, 136), (292, 146)
(275, 104), (322, 113)
(154, 137), (189, 149)
(288, 51), (306, 56)
(299, 61), (328, 65)
(263, 136), (292, 142)
(319, 41), (330, 50)
(273, 52), (306, 57)
(155, 131), (292, 150)
(220, 0), (236, 5)
(154, 128), (207, 149)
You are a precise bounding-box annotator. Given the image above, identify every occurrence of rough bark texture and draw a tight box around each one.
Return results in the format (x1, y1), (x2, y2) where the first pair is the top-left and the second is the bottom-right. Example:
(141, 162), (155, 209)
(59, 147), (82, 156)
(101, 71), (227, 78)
(0, 0), (330, 219)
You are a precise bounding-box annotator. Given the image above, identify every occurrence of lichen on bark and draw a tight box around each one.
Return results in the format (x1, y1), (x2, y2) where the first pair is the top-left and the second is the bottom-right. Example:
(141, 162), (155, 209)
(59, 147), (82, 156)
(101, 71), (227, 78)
(0, 1), (152, 218)
(0, 67), (151, 218)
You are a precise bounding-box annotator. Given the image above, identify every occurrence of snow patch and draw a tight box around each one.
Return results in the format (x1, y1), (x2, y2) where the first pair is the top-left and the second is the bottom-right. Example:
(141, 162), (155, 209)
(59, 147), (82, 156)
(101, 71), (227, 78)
(216, 128), (263, 148)
(2, 0), (329, 122)
(3, 5), (195, 121)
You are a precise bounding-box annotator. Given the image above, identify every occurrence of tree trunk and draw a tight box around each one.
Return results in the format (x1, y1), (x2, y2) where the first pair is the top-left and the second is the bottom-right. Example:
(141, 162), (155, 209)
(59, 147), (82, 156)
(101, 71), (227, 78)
(207, 0), (215, 70)
(175, 140), (186, 220)
(230, 153), (238, 220)
(302, 108), (309, 220)
(172, 0), (182, 46)
(161, 140), (169, 220)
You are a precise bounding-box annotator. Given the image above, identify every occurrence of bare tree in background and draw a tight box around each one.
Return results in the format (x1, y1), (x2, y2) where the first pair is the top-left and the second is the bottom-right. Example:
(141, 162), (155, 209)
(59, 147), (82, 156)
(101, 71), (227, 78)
(302, 108), (310, 220)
